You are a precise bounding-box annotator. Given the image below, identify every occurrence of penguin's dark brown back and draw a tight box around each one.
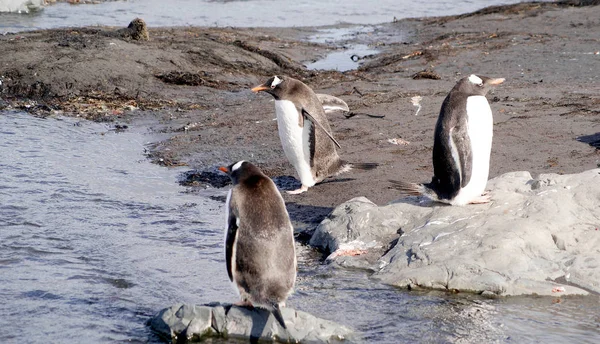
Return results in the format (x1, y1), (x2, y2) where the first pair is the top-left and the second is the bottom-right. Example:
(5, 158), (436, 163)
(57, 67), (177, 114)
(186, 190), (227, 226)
(228, 162), (290, 233)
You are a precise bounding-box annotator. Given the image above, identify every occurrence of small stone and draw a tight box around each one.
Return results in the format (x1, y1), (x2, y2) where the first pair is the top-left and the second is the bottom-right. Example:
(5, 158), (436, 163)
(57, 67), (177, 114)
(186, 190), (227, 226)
(117, 18), (149, 41)
(412, 69), (442, 80)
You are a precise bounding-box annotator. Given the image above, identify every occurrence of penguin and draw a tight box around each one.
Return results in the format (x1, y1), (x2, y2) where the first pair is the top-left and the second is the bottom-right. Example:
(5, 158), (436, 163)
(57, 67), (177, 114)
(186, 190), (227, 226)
(390, 74), (505, 205)
(252, 75), (376, 194)
(219, 160), (296, 329)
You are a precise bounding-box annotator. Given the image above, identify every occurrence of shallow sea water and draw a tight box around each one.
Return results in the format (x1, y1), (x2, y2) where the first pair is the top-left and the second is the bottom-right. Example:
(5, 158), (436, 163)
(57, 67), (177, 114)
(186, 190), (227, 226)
(0, 112), (229, 342)
(0, 0), (550, 32)
(1, 112), (599, 343)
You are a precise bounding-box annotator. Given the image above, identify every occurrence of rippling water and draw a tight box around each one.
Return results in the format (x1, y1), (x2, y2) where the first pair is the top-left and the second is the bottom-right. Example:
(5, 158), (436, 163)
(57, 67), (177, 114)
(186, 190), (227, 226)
(0, 112), (230, 342)
(0, 0), (552, 33)
(1, 111), (600, 343)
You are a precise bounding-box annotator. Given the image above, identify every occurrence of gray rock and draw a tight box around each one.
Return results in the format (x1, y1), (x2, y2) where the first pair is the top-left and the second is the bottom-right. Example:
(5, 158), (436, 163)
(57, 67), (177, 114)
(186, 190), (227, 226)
(148, 303), (354, 343)
(309, 196), (430, 269)
(310, 169), (600, 296)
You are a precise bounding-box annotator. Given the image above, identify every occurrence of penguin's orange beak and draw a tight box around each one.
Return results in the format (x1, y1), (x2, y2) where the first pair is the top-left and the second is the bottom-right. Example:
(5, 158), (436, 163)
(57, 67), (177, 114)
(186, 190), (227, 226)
(251, 84), (269, 93)
(218, 166), (228, 173)
(488, 78), (505, 85)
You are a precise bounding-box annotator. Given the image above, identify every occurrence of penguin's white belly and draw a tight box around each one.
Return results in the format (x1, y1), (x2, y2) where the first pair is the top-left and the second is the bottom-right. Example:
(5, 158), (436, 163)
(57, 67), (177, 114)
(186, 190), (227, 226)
(274, 100), (315, 186)
(452, 96), (493, 205)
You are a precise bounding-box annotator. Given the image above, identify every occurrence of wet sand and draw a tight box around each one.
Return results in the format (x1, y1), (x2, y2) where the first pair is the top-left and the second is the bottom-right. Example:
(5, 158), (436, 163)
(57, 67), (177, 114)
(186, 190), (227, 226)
(1, 1), (599, 233)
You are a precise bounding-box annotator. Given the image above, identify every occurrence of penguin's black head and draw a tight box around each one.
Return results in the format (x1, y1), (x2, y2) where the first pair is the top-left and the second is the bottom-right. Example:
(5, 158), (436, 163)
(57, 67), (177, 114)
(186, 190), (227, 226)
(219, 160), (263, 185)
(251, 75), (294, 100)
(456, 74), (505, 96)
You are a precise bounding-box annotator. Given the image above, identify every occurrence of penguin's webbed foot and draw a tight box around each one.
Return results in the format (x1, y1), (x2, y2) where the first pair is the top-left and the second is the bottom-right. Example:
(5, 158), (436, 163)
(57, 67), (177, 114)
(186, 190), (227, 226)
(286, 185), (308, 194)
(469, 192), (491, 204)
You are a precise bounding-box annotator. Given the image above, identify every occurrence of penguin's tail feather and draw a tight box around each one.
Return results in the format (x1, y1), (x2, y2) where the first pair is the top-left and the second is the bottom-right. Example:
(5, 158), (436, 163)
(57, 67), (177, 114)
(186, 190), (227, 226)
(333, 161), (378, 177)
(389, 180), (429, 197)
(390, 180), (446, 203)
(270, 302), (287, 329)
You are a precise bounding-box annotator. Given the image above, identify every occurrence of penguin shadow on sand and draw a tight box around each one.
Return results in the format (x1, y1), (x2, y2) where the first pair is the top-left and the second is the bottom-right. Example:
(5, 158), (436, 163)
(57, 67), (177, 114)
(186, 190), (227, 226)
(272, 175), (355, 194)
(577, 132), (600, 150)
(315, 177), (355, 185)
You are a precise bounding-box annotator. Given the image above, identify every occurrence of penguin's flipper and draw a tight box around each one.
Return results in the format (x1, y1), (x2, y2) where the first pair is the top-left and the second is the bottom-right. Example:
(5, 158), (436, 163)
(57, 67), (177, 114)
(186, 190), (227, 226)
(451, 125), (472, 187)
(225, 201), (239, 282)
(432, 127), (461, 199)
(270, 303), (287, 329)
(316, 93), (349, 114)
(302, 108), (341, 149)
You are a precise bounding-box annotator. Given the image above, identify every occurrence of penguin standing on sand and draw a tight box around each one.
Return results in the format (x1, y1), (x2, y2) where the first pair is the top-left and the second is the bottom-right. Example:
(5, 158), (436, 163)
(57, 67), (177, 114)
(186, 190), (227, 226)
(391, 74), (505, 205)
(252, 75), (376, 194)
(219, 160), (296, 329)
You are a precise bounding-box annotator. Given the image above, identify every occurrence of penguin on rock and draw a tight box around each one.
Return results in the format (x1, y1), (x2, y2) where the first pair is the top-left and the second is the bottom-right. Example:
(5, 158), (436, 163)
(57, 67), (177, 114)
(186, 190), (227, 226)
(219, 160), (296, 329)
(390, 74), (505, 205)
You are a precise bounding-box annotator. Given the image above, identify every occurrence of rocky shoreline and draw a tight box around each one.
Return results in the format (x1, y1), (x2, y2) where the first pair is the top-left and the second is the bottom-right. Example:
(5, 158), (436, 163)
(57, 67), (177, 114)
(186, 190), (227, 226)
(312, 169), (600, 296)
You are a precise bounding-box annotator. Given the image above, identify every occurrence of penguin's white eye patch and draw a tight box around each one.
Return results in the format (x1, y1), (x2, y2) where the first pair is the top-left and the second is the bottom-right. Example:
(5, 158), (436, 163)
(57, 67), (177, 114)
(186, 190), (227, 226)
(468, 74), (483, 86)
(232, 160), (245, 172)
(271, 76), (282, 88)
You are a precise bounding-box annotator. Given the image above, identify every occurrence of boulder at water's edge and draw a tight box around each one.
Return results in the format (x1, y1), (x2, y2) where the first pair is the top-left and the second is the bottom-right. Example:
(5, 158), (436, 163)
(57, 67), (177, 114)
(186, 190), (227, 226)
(311, 169), (600, 296)
(148, 302), (354, 343)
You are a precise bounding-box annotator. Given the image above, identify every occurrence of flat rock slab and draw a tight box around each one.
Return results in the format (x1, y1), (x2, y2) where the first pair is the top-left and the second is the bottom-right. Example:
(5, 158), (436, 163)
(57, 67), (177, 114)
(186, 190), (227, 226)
(311, 169), (600, 296)
(148, 303), (354, 343)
